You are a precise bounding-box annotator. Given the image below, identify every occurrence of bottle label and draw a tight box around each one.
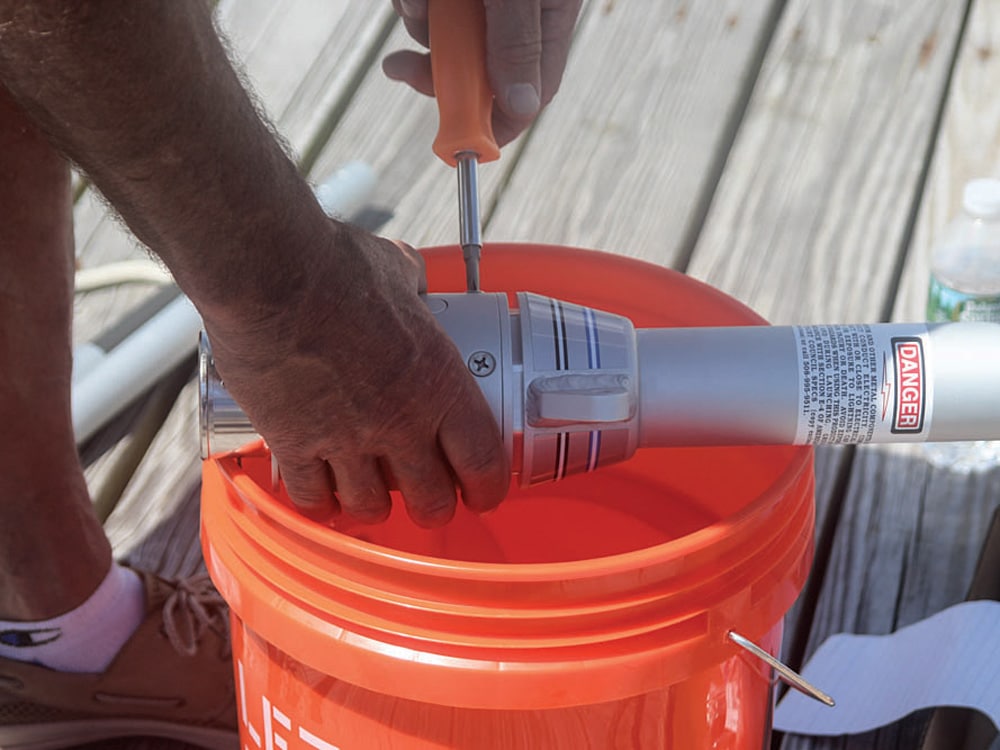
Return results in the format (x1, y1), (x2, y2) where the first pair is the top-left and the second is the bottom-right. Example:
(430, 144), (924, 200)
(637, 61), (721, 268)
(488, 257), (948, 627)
(792, 324), (932, 444)
(927, 276), (1000, 322)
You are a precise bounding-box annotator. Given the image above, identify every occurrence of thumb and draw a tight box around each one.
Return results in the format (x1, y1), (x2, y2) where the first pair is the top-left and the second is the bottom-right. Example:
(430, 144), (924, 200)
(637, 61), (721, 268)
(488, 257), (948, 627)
(484, 1), (542, 123)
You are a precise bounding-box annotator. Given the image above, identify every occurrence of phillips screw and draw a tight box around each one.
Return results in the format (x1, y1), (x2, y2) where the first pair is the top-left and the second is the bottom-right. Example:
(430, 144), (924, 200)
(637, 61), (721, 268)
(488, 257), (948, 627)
(468, 351), (496, 377)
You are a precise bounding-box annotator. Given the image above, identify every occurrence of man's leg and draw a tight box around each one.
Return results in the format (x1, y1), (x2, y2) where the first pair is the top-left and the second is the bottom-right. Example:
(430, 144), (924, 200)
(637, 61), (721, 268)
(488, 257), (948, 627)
(0, 83), (112, 622)
(0, 86), (237, 748)
(0, 83), (152, 676)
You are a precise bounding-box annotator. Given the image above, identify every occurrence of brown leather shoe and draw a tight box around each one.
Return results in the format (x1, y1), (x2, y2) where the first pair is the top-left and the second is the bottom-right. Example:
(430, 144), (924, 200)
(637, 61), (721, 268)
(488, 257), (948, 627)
(0, 569), (237, 750)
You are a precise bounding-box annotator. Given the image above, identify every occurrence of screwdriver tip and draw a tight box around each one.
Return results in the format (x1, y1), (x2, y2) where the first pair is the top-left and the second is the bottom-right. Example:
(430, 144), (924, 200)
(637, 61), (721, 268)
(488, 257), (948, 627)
(464, 244), (482, 292)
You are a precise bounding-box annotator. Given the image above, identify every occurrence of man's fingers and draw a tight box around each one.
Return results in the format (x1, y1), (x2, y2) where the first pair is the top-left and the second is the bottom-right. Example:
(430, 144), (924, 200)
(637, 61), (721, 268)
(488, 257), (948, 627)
(438, 398), (509, 514)
(386, 451), (459, 528)
(393, 0), (427, 22)
(484, 1), (542, 126)
(490, 1), (581, 145)
(387, 1), (582, 146)
(392, 0), (429, 45)
(276, 453), (341, 521)
(382, 50), (434, 97)
(330, 456), (393, 524)
(538, 1), (581, 107)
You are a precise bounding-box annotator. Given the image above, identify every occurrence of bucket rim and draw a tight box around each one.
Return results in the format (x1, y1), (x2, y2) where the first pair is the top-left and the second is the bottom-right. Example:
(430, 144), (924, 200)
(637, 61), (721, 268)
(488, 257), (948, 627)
(217, 437), (812, 582)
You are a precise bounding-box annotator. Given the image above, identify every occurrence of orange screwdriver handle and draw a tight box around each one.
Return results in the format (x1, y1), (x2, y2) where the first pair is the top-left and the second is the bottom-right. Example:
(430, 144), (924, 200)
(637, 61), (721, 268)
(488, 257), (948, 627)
(429, 0), (500, 166)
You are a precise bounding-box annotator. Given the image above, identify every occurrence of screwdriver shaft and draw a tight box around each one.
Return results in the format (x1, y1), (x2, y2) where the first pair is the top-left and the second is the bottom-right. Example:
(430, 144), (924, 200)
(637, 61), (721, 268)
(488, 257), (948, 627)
(457, 151), (482, 292)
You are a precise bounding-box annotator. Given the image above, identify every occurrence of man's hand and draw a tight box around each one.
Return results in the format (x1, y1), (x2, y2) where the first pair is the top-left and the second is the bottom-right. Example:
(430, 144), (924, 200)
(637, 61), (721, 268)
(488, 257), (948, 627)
(202, 225), (510, 527)
(383, 0), (582, 146)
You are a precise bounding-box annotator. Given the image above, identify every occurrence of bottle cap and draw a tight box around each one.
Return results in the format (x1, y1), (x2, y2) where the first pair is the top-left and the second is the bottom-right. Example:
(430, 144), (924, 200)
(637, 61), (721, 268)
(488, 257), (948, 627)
(962, 178), (1000, 219)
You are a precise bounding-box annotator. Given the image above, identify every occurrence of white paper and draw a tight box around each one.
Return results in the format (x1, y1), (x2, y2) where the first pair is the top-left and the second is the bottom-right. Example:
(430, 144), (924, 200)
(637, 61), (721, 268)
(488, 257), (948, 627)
(773, 600), (1000, 736)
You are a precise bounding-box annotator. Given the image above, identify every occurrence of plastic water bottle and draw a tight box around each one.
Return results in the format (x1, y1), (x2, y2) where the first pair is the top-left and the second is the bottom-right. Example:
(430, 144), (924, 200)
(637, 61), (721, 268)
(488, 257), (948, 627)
(924, 178), (1000, 471)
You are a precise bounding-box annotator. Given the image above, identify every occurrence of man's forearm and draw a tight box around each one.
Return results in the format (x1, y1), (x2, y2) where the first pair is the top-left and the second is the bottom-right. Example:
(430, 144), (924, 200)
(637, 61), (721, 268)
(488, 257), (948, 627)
(0, 0), (334, 323)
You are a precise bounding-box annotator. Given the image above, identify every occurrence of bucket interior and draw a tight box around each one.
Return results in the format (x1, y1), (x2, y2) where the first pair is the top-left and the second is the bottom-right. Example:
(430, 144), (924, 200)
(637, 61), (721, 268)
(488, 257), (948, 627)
(240, 443), (801, 564)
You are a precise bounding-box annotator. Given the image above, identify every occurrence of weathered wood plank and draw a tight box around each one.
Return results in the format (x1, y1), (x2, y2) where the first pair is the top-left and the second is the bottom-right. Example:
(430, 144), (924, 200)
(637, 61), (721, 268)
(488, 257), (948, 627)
(102, 374), (204, 577)
(486, 0), (783, 264)
(215, 0), (396, 164)
(687, 0), (966, 326)
(71, 192), (152, 350)
(780, 445), (1000, 750)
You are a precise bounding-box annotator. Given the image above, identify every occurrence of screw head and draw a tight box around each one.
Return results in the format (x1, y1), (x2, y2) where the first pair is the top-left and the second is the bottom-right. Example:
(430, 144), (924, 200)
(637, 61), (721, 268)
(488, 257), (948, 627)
(468, 351), (496, 377)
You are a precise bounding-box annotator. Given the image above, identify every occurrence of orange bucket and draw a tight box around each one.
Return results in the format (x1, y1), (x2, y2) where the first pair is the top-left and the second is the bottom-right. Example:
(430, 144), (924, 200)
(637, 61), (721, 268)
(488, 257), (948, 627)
(201, 244), (814, 749)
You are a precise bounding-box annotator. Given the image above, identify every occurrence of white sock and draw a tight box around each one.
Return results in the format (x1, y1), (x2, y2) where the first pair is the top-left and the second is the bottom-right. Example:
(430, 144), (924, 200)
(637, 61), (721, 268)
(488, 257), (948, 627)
(0, 563), (145, 673)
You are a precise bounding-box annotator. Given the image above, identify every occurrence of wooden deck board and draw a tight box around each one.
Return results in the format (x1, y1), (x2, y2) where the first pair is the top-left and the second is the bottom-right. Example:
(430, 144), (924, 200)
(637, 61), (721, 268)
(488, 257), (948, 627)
(779, 444), (853, 667)
(485, 0), (784, 267)
(686, 0), (966, 326)
(72, 196), (155, 351)
(102, 376), (204, 577)
(780, 445), (1000, 750)
(215, 0), (396, 165)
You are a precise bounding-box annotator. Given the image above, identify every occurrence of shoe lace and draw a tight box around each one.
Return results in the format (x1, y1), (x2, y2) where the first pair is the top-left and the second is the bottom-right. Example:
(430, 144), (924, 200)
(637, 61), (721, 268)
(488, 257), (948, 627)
(161, 573), (231, 659)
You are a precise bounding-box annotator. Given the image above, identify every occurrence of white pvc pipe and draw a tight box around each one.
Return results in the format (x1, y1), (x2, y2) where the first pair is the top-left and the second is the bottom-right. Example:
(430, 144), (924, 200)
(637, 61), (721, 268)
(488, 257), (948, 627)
(71, 342), (109, 385)
(72, 295), (203, 443)
(313, 160), (376, 219)
(74, 259), (174, 292)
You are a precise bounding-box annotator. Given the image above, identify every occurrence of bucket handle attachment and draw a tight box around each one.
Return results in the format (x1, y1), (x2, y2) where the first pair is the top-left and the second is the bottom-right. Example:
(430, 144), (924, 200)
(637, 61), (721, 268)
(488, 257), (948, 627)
(728, 631), (835, 707)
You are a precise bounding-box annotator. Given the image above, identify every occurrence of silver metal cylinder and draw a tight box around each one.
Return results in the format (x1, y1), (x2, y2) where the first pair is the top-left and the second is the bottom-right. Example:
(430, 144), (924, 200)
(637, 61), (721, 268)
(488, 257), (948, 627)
(636, 322), (1000, 446)
(922, 322), (1000, 440)
(199, 332), (259, 458)
(637, 326), (798, 446)
(199, 297), (1000, 476)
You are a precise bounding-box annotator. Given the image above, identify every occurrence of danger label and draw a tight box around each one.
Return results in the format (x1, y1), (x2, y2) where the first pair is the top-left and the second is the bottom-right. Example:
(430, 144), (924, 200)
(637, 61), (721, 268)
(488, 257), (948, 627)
(794, 325), (880, 444)
(891, 338), (925, 433)
(793, 324), (932, 444)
